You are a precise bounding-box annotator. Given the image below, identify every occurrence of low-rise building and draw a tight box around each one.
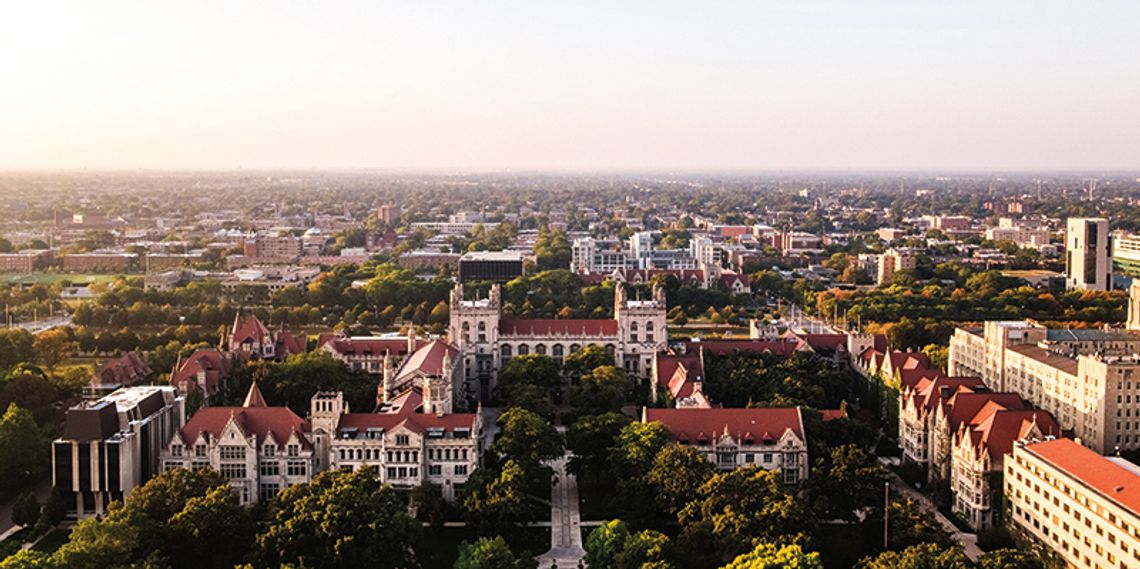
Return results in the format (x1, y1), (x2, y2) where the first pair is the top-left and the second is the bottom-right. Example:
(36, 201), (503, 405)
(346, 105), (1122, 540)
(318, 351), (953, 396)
(54, 386), (185, 517)
(642, 407), (809, 483)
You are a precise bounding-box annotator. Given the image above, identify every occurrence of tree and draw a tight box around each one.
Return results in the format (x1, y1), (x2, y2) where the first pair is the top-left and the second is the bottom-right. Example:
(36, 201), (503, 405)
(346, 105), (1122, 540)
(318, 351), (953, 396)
(856, 543), (970, 569)
(609, 421), (672, 481)
(585, 520), (674, 569)
(463, 460), (539, 532)
(562, 345), (614, 379)
(493, 408), (563, 466)
(977, 549), (1044, 569)
(258, 468), (420, 569)
(720, 541), (823, 569)
(454, 536), (537, 569)
(921, 344), (948, 373)
(411, 481), (449, 528)
(646, 443), (714, 516)
(0, 404), (49, 492)
(566, 412), (631, 479)
(867, 498), (955, 551)
(11, 492), (40, 527)
(806, 445), (887, 521)
(585, 520), (631, 569)
(495, 354), (561, 402)
(534, 229), (572, 271)
(678, 467), (809, 561)
(32, 329), (76, 374)
(568, 365), (632, 415)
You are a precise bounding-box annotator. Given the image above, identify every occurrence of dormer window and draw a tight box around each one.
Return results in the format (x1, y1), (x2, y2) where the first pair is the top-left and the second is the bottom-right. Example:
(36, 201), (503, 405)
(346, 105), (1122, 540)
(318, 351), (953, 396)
(263, 444), (277, 457)
(396, 434), (410, 446)
(287, 444), (300, 457)
(171, 444), (183, 457)
(194, 444), (206, 457)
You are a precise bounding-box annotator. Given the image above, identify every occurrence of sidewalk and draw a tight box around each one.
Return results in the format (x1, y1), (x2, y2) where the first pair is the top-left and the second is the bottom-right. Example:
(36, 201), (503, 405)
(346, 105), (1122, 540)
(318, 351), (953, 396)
(0, 480), (52, 541)
(884, 469), (982, 561)
(535, 456), (585, 569)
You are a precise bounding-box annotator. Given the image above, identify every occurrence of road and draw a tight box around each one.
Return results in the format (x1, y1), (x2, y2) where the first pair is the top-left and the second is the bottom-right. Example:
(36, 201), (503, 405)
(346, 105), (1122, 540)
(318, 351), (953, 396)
(535, 456), (585, 569)
(12, 316), (72, 335)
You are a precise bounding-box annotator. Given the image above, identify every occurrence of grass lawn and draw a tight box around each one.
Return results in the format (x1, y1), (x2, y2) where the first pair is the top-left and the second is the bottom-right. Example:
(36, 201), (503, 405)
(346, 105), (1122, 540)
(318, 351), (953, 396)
(419, 526), (548, 569)
(30, 528), (71, 554)
(0, 273), (121, 286)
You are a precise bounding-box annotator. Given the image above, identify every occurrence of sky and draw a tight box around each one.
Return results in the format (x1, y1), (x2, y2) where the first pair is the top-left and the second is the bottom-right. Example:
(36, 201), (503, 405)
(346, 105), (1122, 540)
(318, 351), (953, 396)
(1, 1), (1138, 172)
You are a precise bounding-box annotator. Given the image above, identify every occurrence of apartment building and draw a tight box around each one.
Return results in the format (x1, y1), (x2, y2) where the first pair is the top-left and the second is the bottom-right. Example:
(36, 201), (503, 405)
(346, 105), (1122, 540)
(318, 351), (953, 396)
(643, 407), (809, 484)
(877, 248), (917, 285)
(54, 386), (185, 517)
(1006, 438), (1140, 568)
(985, 217), (1051, 249)
(1066, 217), (1111, 291)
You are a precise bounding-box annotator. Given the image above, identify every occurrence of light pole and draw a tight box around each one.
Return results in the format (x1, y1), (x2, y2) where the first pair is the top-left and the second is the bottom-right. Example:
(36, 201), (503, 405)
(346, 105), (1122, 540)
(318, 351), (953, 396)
(883, 481), (890, 550)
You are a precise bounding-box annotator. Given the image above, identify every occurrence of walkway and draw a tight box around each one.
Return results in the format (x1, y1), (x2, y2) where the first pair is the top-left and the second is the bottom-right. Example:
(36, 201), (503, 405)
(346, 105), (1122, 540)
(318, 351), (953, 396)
(535, 456), (585, 569)
(0, 480), (52, 541)
(885, 469), (982, 561)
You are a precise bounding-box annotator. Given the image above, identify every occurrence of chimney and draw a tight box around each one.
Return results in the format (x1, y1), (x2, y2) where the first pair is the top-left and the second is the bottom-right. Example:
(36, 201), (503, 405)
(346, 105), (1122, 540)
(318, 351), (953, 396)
(408, 328), (417, 354)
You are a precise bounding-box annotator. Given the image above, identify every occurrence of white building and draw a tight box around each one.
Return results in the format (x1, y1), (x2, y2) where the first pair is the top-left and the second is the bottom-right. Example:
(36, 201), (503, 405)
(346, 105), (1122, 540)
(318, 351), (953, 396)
(54, 386), (186, 517)
(1065, 217), (1111, 291)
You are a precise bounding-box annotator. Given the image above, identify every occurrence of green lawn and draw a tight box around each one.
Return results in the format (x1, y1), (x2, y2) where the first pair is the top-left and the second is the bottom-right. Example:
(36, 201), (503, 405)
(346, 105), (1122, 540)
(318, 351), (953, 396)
(0, 273), (121, 286)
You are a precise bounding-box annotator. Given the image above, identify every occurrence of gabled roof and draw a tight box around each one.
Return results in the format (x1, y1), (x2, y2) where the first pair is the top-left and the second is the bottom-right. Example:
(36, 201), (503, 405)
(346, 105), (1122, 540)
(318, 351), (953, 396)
(695, 339), (801, 357)
(338, 389), (477, 434)
(794, 333), (848, 352)
(176, 405), (310, 449)
(964, 409), (1059, 461)
(499, 319), (618, 337)
(232, 315), (272, 346)
(1025, 438), (1140, 514)
(171, 349), (233, 395)
(945, 392), (1027, 432)
(92, 352), (152, 388)
(318, 335), (427, 357)
(394, 339), (458, 381)
(645, 407), (805, 445)
(275, 331), (307, 357)
(243, 382), (268, 408)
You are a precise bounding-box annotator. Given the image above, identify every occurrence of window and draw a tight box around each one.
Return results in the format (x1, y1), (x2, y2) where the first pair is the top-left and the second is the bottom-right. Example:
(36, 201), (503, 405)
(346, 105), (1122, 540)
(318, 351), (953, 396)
(387, 467), (397, 479)
(164, 461), (183, 471)
(287, 444), (300, 457)
(501, 344), (512, 358)
(260, 461), (280, 477)
(455, 464), (468, 476)
(220, 446), (246, 460)
(518, 344), (529, 355)
(396, 435), (409, 446)
(259, 483), (280, 502)
(428, 465), (442, 476)
(170, 444), (183, 457)
(194, 444), (207, 457)
(263, 444), (276, 457)
(220, 463), (246, 480)
(286, 461), (307, 477)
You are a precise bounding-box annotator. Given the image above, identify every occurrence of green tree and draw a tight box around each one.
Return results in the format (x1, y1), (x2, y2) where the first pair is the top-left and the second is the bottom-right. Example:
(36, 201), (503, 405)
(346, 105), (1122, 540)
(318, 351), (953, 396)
(11, 492), (40, 527)
(566, 412), (632, 479)
(679, 467), (809, 561)
(493, 407), (563, 466)
(856, 543), (970, 569)
(867, 498), (955, 551)
(454, 536), (537, 569)
(646, 443), (714, 516)
(258, 468), (420, 569)
(463, 460), (539, 532)
(534, 229), (572, 271)
(0, 404), (49, 492)
(32, 329), (76, 374)
(585, 520), (674, 569)
(562, 345), (614, 379)
(806, 445), (888, 521)
(976, 549), (1044, 569)
(720, 541), (823, 569)
(495, 354), (561, 402)
(568, 365), (632, 415)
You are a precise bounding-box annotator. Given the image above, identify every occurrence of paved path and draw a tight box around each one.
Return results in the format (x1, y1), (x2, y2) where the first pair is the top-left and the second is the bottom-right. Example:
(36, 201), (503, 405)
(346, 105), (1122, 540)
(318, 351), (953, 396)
(885, 470), (982, 561)
(0, 480), (52, 541)
(535, 457), (585, 569)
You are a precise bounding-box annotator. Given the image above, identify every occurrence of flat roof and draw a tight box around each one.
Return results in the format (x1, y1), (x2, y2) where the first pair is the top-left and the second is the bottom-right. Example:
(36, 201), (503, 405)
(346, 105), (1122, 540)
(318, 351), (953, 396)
(460, 250), (524, 261)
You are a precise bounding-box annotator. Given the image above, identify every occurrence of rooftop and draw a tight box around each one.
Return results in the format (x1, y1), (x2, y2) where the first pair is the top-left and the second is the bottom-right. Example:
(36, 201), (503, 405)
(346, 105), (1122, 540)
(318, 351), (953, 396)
(1025, 438), (1140, 515)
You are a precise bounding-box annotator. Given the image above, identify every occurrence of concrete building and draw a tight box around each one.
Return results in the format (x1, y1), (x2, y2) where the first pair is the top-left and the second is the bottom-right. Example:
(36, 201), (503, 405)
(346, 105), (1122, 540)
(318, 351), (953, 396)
(54, 386), (185, 517)
(643, 407), (809, 483)
(948, 314), (1140, 453)
(1006, 438), (1140, 568)
(1066, 217), (1111, 291)
(243, 233), (302, 259)
(1112, 231), (1140, 278)
(877, 248), (916, 285)
(570, 237), (629, 273)
(458, 250), (525, 283)
(985, 218), (1051, 249)
(378, 204), (401, 225)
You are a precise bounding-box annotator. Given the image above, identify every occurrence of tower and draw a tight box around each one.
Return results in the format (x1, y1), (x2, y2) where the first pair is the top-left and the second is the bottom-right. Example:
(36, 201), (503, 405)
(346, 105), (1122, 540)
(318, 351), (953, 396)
(448, 283), (501, 399)
(1065, 217), (1111, 291)
(309, 391), (345, 471)
(614, 283), (667, 377)
(423, 348), (456, 415)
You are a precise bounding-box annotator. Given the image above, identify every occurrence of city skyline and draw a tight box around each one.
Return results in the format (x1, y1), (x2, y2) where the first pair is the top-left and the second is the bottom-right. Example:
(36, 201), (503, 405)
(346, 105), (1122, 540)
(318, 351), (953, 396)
(2, 1), (1139, 172)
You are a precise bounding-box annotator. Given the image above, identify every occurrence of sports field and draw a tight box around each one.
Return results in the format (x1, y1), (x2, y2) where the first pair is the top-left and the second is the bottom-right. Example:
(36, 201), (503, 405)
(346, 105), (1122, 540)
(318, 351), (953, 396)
(0, 273), (122, 286)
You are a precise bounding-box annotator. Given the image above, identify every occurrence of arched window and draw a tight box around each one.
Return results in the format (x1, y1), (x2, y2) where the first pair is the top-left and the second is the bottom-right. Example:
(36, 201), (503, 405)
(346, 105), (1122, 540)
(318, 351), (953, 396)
(630, 321), (639, 331)
(518, 344), (530, 355)
(605, 344), (615, 355)
(535, 344), (547, 355)
(477, 321), (486, 342)
(570, 344), (581, 353)
(501, 344), (512, 357)
(552, 344), (564, 357)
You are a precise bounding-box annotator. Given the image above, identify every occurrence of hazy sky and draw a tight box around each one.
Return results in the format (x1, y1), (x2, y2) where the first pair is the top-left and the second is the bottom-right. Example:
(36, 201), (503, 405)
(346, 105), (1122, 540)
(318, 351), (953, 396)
(2, 1), (1138, 171)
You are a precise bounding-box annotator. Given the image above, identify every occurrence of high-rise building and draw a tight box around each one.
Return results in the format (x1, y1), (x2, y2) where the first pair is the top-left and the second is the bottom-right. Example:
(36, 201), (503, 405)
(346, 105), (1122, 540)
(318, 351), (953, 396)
(378, 204), (401, 225)
(1065, 217), (1111, 290)
(53, 386), (186, 517)
(877, 248), (916, 285)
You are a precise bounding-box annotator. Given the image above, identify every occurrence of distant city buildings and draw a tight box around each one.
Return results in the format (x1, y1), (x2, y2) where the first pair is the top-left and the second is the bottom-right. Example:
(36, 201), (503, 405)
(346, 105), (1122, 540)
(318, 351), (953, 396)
(1065, 217), (1111, 291)
(458, 250), (525, 283)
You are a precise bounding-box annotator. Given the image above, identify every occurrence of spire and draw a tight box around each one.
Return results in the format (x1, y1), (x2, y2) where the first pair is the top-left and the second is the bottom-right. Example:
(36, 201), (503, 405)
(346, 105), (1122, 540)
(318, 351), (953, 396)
(243, 381), (268, 408)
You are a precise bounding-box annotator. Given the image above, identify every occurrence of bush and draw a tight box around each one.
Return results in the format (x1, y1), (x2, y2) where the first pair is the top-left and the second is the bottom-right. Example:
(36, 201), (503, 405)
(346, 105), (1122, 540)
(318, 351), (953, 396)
(11, 492), (40, 527)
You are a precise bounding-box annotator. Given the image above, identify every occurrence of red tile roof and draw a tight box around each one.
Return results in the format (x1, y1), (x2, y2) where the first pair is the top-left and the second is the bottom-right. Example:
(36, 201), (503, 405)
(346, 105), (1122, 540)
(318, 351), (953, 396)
(965, 409), (1059, 461)
(340, 389), (477, 433)
(394, 339), (458, 380)
(92, 352), (152, 388)
(231, 316), (272, 346)
(645, 407), (804, 444)
(176, 406), (310, 448)
(1025, 438), (1140, 514)
(946, 392), (1027, 432)
(275, 331), (307, 357)
(696, 339), (801, 357)
(794, 333), (848, 352)
(319, 335), (426, 357)
(499, 318), (618, 337)
(171, 349), (233, 395)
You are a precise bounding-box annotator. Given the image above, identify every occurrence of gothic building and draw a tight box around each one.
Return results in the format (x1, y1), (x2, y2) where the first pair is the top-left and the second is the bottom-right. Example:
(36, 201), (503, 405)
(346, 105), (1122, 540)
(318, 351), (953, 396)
(449, 282), (667, 398)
